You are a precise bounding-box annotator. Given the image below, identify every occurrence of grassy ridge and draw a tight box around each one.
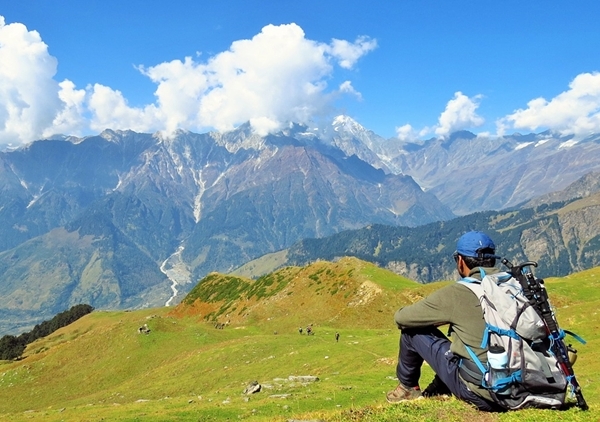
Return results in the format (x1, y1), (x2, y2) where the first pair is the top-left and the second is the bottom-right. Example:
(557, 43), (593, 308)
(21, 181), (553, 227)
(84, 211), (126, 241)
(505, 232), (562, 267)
(0, 257), (598, 421)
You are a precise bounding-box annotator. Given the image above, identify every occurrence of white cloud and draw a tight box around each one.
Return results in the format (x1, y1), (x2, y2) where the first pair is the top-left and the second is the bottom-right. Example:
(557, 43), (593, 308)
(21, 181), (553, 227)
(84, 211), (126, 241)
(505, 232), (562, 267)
(138, 56), (209, 134)
(43, 79), (87, 137)
(339, 81), (362, 100)
(395, 124), (418, 141)
(87, 83), (161, 133)
(195, 23), (336, 134)
(328, 36), (378, 69)
(498, 72), (600, 136)
(395, 93), (483, 140)
(434, 92), (484, 138)
(0, 19), (376, 147)
(0, 16), (62, 146)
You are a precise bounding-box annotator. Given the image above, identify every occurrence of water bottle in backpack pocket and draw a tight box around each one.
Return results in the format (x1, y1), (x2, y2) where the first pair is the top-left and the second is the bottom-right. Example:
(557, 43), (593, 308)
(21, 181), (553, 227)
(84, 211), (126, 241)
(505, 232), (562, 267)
(486, 344), (510, 395)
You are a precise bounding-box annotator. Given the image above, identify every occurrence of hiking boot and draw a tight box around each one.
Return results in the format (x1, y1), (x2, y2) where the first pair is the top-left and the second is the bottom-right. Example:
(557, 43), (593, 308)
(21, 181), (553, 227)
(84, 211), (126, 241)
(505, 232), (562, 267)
(422, 375), (451, 398)
(386, 383), (422, 403)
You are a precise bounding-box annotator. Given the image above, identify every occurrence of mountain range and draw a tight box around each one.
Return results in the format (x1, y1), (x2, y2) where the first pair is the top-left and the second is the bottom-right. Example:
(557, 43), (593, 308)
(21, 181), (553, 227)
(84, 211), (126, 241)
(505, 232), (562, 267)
(1, 116), (600, 334)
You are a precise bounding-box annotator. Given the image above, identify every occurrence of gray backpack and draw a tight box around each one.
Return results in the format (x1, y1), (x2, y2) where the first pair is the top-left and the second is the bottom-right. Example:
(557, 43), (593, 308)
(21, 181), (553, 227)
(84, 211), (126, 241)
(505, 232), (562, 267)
(459, 270), (568, 409)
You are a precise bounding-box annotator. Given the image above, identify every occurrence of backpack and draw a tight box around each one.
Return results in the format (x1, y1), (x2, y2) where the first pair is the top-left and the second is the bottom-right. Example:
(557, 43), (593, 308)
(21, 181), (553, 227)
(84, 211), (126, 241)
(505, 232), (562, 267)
(459, 269), (569, 410)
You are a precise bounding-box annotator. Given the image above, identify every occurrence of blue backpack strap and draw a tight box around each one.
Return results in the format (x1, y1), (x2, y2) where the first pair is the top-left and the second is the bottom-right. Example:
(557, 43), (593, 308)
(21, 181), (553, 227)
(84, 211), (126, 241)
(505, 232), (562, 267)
(464, 345), (487, 376)
(489, 371), (523, 392)
(466, 345), (523, 392)
(481, 324), (520, 348)
(460, 276), (480, 284)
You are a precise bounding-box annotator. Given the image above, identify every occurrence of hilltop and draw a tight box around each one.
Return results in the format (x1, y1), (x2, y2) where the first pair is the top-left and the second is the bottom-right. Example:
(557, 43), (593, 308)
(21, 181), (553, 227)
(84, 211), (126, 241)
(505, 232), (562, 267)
(171, 257), (431, 331)
(0, 258), (598, 422)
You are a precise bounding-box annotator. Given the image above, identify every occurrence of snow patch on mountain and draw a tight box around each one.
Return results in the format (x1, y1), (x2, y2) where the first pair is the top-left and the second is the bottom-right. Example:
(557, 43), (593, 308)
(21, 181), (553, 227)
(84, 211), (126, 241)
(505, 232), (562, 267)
(559, 139), (579, 149)
(515, 142), (533, 150)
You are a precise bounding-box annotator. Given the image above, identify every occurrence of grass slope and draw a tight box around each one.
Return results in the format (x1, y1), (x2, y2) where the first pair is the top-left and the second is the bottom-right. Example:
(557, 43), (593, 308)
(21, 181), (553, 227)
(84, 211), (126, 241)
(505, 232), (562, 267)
(0, 257), (598, 422)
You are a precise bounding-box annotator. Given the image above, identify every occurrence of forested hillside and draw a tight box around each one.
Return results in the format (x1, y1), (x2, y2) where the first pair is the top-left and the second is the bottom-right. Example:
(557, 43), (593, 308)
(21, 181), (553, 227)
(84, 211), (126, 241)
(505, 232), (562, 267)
(265, 195), (600, 282)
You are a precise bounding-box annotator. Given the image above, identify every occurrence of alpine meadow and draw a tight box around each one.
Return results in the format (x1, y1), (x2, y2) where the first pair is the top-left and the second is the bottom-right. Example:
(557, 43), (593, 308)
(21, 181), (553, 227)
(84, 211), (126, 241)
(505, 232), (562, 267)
(0, 258), (598, 421)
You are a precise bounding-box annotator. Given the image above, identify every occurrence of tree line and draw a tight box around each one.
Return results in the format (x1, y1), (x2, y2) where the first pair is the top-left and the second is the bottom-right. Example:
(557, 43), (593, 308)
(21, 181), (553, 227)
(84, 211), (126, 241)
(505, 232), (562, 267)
(0, 304), (94, 360)
(285, 200), (583, 283)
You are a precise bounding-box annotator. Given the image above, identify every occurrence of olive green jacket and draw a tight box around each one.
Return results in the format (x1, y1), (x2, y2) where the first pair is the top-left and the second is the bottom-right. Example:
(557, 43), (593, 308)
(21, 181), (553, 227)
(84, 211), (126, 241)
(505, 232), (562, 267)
(394, 267), (499, 401)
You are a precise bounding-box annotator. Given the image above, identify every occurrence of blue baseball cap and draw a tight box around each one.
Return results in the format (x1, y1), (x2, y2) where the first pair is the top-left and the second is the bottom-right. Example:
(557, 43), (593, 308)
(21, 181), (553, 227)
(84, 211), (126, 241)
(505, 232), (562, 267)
(456, 231), (496, 258)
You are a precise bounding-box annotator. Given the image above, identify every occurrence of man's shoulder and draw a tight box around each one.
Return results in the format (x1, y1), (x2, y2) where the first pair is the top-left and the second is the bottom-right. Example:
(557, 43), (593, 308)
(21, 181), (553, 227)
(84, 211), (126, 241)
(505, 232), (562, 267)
(432, 282), (477, 299)
(441, 281), (485, 304)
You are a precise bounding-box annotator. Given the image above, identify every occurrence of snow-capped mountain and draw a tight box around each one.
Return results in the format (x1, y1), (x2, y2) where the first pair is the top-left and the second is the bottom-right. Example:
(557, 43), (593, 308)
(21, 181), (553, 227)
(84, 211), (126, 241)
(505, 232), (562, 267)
(2, 116), (600, 334)
(0, 124), (453, 334)
(325, 117), (600, 215)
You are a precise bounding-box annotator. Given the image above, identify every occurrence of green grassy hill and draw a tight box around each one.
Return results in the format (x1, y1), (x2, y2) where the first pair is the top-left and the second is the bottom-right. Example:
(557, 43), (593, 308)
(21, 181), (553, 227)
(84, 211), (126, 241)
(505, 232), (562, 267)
(0, 257), (598, 422)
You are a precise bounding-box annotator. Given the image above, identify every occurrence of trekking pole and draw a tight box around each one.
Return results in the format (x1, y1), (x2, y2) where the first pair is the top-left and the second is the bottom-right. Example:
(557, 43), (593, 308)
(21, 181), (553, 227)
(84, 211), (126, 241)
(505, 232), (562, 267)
(501, 259), (588, 411)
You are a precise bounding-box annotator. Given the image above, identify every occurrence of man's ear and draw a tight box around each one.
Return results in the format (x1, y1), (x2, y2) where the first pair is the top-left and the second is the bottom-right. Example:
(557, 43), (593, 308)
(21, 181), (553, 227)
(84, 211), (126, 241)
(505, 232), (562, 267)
(457, 255), (468, 277)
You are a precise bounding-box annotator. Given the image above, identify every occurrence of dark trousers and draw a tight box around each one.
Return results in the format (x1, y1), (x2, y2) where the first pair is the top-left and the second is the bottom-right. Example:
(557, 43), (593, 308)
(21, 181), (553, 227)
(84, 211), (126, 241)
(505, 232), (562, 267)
(396, 327), (503, 412)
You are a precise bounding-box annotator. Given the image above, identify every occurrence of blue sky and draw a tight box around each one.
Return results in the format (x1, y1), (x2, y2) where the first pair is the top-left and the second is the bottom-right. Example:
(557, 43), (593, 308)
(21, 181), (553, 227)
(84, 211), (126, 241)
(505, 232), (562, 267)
(1, 1), (600, 147)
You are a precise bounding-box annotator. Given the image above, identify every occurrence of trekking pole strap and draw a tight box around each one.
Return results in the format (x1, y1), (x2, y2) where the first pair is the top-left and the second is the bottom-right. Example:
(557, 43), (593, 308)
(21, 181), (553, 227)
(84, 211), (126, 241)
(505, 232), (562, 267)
(562, 329), (586, 345)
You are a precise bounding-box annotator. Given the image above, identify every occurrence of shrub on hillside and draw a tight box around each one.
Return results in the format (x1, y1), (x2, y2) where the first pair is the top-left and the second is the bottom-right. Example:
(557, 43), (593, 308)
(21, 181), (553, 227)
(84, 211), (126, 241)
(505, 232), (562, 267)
(0, 304), (94, 360)
(0, 335), (25, 360)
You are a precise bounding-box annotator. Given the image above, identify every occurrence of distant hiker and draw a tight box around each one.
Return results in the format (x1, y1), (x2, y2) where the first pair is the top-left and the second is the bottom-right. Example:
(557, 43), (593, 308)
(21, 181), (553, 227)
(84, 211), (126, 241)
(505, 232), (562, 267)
(306, 325), (312, 336)
(387, 231), (503, 411)
(299, 327), (303, 334)
(335, 332), (340, 342)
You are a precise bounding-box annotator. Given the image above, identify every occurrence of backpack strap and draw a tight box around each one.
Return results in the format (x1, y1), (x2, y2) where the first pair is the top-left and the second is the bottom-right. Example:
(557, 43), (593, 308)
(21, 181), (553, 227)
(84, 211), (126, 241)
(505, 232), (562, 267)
(457, 278), (489, 385)
(464, 344), (487, 375)
(463, 344), (523, 392)
(458, 354), (485, 384)
(460, 276), (480, 284)
(481, 324), (520, 349)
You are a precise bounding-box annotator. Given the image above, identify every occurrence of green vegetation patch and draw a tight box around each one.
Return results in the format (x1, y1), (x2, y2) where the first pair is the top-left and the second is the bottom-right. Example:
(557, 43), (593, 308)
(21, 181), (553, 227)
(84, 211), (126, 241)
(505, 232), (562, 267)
(359, 262), (421, 291)
(183, 274), (251, 304)
(0, 261), (598, 422)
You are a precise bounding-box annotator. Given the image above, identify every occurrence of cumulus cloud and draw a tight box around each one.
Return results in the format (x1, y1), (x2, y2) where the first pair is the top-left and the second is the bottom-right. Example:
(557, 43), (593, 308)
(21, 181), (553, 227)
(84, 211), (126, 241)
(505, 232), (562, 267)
(0, 16), (62, 146)
(395, 124), (417, 141)
(339, 81), (362, 100)
(328, 36), (378, 69)
(434, 92), (484, 138)
(397, 92), (484, 140)
(0, 18), (376, 147)
(498, 72), (600, 136)
(43, 79), (87, 137)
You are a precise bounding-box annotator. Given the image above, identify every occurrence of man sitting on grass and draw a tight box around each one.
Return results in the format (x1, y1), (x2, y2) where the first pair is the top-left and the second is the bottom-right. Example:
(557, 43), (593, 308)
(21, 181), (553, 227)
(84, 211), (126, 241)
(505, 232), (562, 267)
(387, 231), (505, 412)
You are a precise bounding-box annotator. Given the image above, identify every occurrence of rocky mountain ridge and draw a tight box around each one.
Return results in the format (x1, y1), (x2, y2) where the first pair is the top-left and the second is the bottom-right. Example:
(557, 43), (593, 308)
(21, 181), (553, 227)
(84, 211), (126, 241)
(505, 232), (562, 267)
(2, 117), (600, 334)
(0, 123), (451, 334)
(326, 119), (600, 215)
